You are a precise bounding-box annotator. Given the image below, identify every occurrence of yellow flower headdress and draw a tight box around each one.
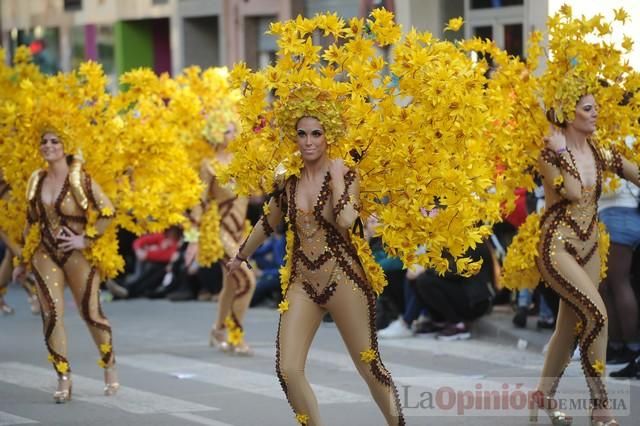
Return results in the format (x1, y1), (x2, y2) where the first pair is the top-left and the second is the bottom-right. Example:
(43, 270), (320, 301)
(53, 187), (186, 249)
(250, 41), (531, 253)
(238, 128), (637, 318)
(538, 5), (639, 136)
(273, 84), (346, 145)
(175, 66), (242, 146)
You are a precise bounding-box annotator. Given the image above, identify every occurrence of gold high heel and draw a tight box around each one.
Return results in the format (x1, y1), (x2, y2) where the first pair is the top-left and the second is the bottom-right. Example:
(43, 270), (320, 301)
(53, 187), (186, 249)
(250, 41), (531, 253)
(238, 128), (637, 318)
(232, 342), (254, 357)
(103, 367), (120, 396)
(590, 408), (618, 426)
(209, 327), (231, 352)
(591, 420), (619, 426)
(529, 391), (572, 425)
(53, 374), (72, 403)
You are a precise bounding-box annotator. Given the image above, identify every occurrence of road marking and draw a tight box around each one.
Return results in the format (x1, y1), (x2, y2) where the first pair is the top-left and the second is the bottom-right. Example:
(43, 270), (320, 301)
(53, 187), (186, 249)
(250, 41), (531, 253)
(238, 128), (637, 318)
(118, 354), (370, 404)
(0, 411), (38, 426)
(170, 413), (235, 426)
(0, 362), (216, 415)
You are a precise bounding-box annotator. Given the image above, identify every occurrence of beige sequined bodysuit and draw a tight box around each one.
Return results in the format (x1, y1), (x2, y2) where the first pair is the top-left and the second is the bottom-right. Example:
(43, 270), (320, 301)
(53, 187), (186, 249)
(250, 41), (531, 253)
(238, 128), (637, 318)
(536, 144), (640, 411)
(238, 169), (404, 426)
(26, 166), (116, 377)
(193, 159), (255, 344)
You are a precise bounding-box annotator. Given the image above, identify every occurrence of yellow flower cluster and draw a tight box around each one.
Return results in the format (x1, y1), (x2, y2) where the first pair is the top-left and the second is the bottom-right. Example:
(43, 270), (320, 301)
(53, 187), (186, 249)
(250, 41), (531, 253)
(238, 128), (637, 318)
(224, 315), (244, 346)
(598, 221), (610, 282)
(359, 348), (377, 364)
(501, 213), (542, 290)
(350, 233), (387, 295)
(195, 201), (224, 267)
(295, 413), (309, 425)
(279, 229), (295, 296)
(592, 359), (605, 376)
(225, 8), (535, 276)
(277, 299), (289, 314)
(112, 68), (203, 235)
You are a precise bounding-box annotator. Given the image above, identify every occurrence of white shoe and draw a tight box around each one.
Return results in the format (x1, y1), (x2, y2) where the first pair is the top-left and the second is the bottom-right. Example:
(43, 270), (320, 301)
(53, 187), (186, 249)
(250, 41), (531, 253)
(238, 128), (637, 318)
(378, 319), (413, 339)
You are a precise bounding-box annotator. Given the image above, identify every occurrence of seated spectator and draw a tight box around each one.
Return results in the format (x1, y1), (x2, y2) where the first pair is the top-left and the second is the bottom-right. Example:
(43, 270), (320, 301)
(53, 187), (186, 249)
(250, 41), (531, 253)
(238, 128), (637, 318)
(107, 227), (181, 299)
(413, 242), (494, 341)
(250, 227), (286, 307)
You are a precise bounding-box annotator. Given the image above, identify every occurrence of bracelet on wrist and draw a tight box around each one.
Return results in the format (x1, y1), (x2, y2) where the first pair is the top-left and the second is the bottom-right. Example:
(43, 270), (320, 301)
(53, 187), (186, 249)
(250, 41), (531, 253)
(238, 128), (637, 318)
(235, 254), (252, 269)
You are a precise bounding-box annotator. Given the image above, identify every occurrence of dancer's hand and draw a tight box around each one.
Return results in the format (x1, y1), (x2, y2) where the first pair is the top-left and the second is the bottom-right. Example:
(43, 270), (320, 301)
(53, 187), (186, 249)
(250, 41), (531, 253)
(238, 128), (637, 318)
(544, 125), (567, 152)
(226, 255), (243, 274)
(12, 264), (26, 283)
(184, 242), (198, 267)
(57, 226), (87, 252)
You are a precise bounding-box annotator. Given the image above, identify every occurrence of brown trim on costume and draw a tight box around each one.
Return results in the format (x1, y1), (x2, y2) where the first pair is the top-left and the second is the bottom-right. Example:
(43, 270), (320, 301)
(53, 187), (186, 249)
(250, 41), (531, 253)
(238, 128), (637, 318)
(32, 266), (70, 376)
(538, 202), (608, 406)
(81, 267), (114, 366)
(302, 281), (337, 305)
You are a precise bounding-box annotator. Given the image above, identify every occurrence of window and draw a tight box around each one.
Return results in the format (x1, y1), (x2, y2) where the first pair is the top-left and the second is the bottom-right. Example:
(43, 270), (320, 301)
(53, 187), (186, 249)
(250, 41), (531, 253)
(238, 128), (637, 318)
(64, 0), (82, 11)
(473, 25), (493, 40)
(504, 23), (523, 57)
(471, 0), (523, 9)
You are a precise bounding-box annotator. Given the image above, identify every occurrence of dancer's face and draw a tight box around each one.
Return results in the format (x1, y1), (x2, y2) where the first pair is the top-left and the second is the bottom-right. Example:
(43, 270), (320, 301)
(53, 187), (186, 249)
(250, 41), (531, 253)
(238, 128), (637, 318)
(40, 132), (65, 163)
(296, 117), (327, 163)
(222, 122), (236, 147)
(568, 94), (598, 135)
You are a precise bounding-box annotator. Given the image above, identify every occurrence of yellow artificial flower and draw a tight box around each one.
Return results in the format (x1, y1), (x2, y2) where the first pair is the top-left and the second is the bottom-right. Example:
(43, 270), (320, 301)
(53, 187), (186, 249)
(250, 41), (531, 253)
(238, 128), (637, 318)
(360, 348), (377, 364)
(613, 8), (629, 24)
(56, 361), (69, 374)
(97, 359), (107, 369)
(575, 320), (583, 335)
(295, 413), (309, 425)
(100, 343), (112, 354)
(197, 202), (224, 267)
(228, 328), (244, 346)
(598, 222), (610, 282)
(592, 359), (605, 375)
(553, 175), (564, 188)
(277, 299), (290, 314)
(47, 354), (54, 363)
(445, 17), (464, 32)
(501, 213), (542, 290)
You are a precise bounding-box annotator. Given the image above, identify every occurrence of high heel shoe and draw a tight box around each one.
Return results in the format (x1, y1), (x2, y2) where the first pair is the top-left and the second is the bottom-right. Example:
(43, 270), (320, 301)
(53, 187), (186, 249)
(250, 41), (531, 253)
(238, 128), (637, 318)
(232, 343), (254, 357)
(209, 327), (231, 352)
(53, 374), (72, 403)
(529, 390), (572, 425)
(28, 294), (40, 315)
(590, 408), (619, 426)
(591, 420), (618, 426)
(103, 367), (120, 396)
(0, 297), (14, 315)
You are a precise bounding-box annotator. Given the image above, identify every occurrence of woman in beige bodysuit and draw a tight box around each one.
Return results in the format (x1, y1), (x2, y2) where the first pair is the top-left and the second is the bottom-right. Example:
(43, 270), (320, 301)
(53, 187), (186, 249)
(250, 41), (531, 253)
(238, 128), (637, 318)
(13, 131), (119, 403)
(186, 122), (256, 355)
(227, 116), (404, 425)
(532, 95), (640, 426)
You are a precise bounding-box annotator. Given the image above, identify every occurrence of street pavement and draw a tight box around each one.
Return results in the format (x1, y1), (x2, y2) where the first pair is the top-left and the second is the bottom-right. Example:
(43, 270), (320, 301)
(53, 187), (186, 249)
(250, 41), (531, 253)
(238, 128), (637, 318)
(1, 285), (639, 426)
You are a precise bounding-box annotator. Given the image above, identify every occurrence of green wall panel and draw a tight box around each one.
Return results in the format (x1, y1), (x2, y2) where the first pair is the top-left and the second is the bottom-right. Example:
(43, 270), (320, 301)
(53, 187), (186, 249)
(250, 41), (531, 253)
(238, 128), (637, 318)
(114, 20), (153, 78)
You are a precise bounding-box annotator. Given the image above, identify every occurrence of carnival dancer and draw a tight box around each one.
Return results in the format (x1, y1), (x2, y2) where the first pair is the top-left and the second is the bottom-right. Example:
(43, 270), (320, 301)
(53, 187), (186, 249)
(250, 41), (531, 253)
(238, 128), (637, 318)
(13, 130), (119, 402)
(497, 7), (640, 426)
(227, 104), (405, 425)
(186, 119), (256, 355)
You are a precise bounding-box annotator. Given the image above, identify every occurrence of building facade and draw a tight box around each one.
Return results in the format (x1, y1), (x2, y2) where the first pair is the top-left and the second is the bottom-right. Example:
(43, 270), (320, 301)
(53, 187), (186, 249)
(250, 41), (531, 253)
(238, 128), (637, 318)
(1, 0), (637, 84)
